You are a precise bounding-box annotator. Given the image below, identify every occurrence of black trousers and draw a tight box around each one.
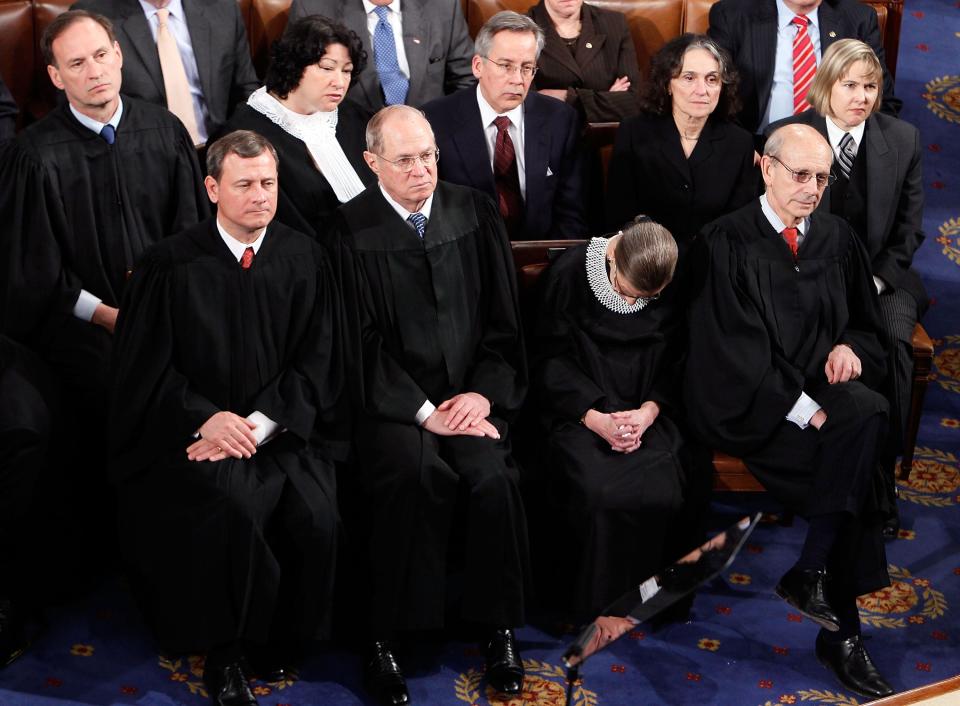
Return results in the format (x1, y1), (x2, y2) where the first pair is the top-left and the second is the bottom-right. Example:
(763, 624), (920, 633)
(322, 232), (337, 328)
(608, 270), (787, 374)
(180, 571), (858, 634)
(746, 381), (891, 598)
(878, 287), (919, 447)
(119, 436), (339, 654)
(353, 417), (530, 633)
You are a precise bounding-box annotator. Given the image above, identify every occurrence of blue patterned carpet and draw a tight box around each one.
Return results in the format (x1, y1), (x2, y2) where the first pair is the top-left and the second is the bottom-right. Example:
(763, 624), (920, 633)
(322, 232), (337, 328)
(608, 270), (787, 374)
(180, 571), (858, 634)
(2, 1), (959, 704)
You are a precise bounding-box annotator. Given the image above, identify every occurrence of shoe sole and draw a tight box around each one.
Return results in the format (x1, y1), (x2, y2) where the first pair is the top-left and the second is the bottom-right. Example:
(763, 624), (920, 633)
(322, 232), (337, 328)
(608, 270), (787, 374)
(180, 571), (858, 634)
(815, 651), (894, 700)
(775, 585), (840, 632)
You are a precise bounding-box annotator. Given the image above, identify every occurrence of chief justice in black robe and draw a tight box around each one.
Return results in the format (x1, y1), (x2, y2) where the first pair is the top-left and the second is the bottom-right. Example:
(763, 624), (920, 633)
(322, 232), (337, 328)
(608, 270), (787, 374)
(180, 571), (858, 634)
(111, 132), (341, 704)
(531, 219), (709, 617)
(684, 125), (894, 699)
(335, 105), (530, 704)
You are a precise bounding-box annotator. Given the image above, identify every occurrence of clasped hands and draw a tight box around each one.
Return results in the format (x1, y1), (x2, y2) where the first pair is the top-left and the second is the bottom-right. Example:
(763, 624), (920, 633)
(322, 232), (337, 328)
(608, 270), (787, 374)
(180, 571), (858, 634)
(187, 411), (258, 462)
(423, 392), (500, 440)
(584, 401), (660, 454)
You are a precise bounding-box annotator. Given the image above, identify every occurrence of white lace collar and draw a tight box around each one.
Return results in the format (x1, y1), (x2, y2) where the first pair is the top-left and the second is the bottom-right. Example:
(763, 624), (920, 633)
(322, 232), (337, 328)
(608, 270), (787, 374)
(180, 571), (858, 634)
(247, 86), (338, 140)
(585, 237), (653, 314)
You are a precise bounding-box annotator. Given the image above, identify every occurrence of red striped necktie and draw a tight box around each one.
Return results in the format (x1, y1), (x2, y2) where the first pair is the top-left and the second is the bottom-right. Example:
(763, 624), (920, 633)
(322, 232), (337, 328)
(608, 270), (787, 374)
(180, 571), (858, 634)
(792, 15), (816, 114)
(782, 227), (799, 258)
(241, 246), (254, 269)
(493, 115), (523, 237)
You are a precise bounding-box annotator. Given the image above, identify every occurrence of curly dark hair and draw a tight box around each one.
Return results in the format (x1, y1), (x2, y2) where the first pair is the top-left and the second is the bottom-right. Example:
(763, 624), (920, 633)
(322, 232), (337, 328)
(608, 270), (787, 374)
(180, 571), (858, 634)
(265, 15), (367, 99)
(638, 33), (741, 120)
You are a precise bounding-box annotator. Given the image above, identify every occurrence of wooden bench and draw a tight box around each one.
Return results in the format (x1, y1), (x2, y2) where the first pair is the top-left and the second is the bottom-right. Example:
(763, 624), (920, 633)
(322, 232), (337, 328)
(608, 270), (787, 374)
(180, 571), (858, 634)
(511, 239), (934, 491)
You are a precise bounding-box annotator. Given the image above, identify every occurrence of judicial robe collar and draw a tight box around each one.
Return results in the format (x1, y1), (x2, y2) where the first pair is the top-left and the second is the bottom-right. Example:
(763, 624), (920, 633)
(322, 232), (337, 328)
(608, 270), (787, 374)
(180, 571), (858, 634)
(69, 97), (124, 136)
(216, 217), (267, 260)
(759, 192), (809, 239)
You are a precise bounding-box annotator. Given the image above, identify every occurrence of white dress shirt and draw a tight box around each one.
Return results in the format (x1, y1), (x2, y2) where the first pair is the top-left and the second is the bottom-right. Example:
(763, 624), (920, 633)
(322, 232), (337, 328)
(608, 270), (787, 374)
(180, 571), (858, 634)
(213, 218), (282, 446)
(138, 0), (209, 142)
(760, 0), (822, 132)
(69, 99), (124, 323)
(476, 86), (527, 199)
(759, 194), (822, 429)
(362, 0), (411, 79)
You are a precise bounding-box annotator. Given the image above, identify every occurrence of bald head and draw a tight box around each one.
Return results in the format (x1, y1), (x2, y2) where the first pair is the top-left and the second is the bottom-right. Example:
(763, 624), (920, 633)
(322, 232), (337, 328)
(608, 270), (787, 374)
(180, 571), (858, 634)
(761, 124), (834, 227)
(364, 105), (439, 213)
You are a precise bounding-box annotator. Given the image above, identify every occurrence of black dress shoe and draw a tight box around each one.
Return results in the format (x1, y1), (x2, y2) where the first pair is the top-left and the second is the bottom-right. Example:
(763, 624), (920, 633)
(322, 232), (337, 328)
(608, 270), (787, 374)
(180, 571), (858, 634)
(0, 597), (28, 669)
(775, 568), (839, 632)
(815, 632), (894, 699)
(363, 641), (410, 706)
(484, 628), (524, 695)
(246, 644), (300, 683)
(202, 661), (259, 706)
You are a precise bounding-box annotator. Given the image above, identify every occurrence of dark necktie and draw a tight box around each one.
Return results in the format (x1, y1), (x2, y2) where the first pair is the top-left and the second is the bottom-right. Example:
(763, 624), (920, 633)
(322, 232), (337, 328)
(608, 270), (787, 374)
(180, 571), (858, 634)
(407, 212), (426, 239)
(791, 15), (815, 114)
(782, 227), (799, 258)
(373, 6), (409, 105)
(493, 115), (523, 237)
(100, 124), (116, 145)
(240, 246), (254, 269)
(836, 132), (857, 180)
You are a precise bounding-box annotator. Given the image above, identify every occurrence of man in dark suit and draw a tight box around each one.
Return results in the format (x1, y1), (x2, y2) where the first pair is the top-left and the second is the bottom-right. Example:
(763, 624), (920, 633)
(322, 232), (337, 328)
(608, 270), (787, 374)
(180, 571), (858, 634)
(72, 0), (260, 144)
(423, 10), (585, 241)
(286, 0), (475, 114)
(708, 0), (900, 137)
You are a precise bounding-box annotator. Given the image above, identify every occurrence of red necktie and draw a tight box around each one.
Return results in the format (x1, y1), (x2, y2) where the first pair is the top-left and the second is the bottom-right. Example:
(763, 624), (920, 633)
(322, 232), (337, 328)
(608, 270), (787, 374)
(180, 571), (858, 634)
(792, 16), (816, 114)
(493, 116), (523, 237)
(240, 246), (254, 269)
(782, 227), (799, 258)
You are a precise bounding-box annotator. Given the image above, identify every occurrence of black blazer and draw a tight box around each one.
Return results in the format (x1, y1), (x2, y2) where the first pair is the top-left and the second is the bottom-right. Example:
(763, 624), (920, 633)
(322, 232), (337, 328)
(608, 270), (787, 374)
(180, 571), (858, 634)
(708, 0), (901, 134)
(72, 0), (260, 138)
(606, 112), (758, 253)
(222, 100), (376, 246)
(528, 1), (640, 123)
(767, 109), (926, 307)
(422, 88), (587, 241)
(287, 0), (476, 114)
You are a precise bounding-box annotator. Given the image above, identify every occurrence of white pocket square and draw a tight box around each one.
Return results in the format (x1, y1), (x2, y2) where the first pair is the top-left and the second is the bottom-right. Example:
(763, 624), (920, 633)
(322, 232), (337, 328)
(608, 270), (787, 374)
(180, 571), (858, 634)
(546, 166), (554, 177)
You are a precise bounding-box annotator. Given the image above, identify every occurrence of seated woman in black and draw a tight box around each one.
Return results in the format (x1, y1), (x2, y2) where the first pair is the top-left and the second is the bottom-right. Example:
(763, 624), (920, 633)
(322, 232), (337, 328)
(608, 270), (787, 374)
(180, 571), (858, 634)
(531, 217), (709, 617)
(606, 34), (757, 259)
(527, 0), (641, 123)
(223, 16), (375, 244)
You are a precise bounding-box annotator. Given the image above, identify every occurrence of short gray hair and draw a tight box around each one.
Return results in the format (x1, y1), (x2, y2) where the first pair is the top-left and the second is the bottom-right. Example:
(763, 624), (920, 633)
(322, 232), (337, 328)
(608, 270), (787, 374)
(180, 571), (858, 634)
(474, 11), (544, 59)
(206, 130), (279, 181)
(365, 104), (434, 156)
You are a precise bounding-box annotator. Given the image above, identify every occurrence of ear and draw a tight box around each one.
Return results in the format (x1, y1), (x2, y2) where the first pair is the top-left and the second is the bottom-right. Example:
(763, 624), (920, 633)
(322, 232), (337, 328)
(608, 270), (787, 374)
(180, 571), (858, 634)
(471, 54), (483, 80)
(47, 64), (65, 91)
(759, 155), (775, 188)
(363, 150), (380, 177)
(204, 175), (219, 204)
(114, 40), (123, 70)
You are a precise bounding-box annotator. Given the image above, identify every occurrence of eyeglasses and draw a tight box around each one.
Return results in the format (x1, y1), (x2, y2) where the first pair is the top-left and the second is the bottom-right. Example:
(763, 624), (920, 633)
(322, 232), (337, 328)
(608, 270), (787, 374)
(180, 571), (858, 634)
(375, 149), (440, 173)
(481, 57), (538, 78)
(770, 156), (836, 188)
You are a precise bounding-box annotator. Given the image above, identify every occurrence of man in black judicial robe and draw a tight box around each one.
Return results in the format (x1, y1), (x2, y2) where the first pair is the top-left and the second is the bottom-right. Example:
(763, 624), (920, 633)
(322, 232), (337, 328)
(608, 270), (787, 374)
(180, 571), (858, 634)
(335, 105), (530, 706)
(684, 124), (894, 700)
(110, 131), (341, 706)
(0, 12), (208, 496)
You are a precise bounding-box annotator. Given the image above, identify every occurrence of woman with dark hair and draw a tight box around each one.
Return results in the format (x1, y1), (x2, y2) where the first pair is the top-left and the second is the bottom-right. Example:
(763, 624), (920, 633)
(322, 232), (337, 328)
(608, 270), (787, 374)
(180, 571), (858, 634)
(222, 15), (376, 243)
(605, 34), (757, 257)
(527, 0), (641, 122)
(530, 218), (709, 617)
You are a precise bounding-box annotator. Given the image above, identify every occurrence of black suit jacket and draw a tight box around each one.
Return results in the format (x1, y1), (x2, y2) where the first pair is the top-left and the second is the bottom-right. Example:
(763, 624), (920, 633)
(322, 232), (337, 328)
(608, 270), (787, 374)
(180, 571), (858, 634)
(423, 88), (586, 240)
(72, 0), (260, 138)
(528, 1), (640, 123)
(606, 112), (758, 253)
(287, 0), (475, 114)
(767, 109), (926, 307)
(708, 0), (901, 134)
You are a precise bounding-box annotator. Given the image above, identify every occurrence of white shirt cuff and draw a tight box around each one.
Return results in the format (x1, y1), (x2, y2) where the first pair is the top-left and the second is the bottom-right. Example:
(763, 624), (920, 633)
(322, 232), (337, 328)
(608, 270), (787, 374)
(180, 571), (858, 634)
(786, 392), (821, 429)
(73, 289), (102, 322)
(873, 276), (887, 295)
(415, 400), (435, 426)
(247, 410), (283, 446)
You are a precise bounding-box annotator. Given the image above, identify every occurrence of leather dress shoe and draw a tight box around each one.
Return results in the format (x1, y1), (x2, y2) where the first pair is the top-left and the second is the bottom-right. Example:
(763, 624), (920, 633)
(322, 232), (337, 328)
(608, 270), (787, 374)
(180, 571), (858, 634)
(203, 661), (259, 706)
(0, 597), (28, 668)
(816, 631), (894, 699)
(246, 645), (300, 684)
(484, 628), (524, 695)
(363, 641), (410, 706)
(775, 568), (839, 632)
